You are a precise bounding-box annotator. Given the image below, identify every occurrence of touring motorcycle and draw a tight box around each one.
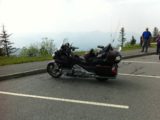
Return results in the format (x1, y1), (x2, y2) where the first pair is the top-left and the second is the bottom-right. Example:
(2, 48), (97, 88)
(47, 42), (122, 81)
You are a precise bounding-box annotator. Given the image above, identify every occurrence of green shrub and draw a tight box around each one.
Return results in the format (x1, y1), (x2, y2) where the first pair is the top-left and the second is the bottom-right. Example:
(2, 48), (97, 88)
(19, 38), (56, 57)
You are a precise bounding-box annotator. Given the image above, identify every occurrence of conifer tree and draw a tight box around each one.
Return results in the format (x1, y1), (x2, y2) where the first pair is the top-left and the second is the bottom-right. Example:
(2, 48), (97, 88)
(0, 25), (16, 56)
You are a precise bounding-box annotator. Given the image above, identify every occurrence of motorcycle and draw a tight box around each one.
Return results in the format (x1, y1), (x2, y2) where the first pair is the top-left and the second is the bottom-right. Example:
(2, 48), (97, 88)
(47, 42), (122, 81)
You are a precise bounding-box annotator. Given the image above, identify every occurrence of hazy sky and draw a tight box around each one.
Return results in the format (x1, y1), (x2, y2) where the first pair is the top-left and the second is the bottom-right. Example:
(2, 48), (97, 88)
(0, 0), (160, 34)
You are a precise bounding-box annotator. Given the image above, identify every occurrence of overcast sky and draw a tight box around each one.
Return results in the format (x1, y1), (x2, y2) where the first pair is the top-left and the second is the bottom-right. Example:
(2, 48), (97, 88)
(0, 0), (160, 34)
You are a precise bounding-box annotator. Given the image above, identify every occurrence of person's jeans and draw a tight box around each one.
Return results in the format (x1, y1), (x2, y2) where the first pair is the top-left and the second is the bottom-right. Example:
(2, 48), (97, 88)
(142, 40), (149, 52)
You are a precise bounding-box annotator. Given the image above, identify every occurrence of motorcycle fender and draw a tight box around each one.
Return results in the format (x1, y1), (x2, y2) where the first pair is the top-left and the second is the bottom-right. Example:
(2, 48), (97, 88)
(47, 60), (55, 64)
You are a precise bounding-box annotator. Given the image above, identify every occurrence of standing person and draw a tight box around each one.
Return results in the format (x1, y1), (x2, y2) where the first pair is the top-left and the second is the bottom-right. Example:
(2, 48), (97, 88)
(141, 28), (152, 52)
(140, 36), (143, 47)
(157, 33), (160, 60)
(156, 32), (160, 55)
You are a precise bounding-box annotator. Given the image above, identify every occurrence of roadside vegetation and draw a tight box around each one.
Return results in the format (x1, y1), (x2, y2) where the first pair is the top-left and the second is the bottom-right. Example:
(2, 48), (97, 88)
(0, 43), (156, 66)
(0, 37), (55, 66)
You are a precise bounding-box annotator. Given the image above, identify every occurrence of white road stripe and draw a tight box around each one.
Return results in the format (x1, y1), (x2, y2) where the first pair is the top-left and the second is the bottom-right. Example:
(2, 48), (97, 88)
(0, 91), (129, 109)
(122, 60), (160, 64)
(119, 73), (160, 79)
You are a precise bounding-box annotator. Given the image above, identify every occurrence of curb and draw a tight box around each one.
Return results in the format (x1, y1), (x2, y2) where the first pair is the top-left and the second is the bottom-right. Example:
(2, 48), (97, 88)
(122, 52), (156, 59)
(0, 52), (156, 80)
(0, 68), (46, 81)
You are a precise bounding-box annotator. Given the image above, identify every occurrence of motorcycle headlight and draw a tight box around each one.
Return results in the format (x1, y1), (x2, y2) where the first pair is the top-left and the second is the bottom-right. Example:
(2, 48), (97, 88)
(115, 56), (121, 61)
(52, 53), (55, 57)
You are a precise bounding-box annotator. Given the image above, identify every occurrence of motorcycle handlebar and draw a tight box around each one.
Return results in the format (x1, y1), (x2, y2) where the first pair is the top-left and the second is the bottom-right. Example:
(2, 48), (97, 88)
(71, 47), (79, 50)
(97, 45), (104, 49)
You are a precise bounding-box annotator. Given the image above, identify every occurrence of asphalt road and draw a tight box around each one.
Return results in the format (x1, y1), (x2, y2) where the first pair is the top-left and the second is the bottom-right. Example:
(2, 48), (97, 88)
(0, 55), (160, 120)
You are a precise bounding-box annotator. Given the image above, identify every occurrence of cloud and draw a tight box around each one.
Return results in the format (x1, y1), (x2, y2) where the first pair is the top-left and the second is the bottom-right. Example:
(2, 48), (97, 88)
(0, 0), (160, 34)
(0, 0), (114, 33)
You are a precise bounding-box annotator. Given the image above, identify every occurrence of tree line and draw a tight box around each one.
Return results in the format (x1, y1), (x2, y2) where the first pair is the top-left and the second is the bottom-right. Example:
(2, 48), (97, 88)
(0, 26), (56, 57)
(1, 25), (159, 57)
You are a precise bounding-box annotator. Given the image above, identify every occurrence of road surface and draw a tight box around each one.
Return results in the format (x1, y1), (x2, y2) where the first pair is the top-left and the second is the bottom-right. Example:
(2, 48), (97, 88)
(0, 55), (159, 120)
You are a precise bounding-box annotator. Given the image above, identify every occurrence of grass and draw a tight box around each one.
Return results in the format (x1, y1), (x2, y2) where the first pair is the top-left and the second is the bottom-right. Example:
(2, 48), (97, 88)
(122, 44), (141, 51)
(0, 55), (52, 66)
(0, 51), (87, 66)
(122, 43), (156, 51)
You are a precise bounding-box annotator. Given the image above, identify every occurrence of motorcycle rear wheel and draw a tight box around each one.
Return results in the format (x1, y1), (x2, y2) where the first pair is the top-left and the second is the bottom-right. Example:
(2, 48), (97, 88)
(47, 62), (62, 78)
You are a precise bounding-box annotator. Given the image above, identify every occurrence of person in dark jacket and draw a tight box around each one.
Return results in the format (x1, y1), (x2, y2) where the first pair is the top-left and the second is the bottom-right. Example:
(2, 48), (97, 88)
(140, 36), (143, 47)
(156, 32), (160, 55)
(141, 28), (152, 52)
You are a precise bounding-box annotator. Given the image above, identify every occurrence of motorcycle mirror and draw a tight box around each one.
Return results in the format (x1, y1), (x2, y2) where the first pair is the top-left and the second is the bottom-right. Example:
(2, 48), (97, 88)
(118, 46), (122, 52)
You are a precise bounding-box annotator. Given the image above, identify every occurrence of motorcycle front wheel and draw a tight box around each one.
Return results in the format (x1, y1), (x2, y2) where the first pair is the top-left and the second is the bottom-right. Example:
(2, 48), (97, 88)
(47, 62), (62, 78)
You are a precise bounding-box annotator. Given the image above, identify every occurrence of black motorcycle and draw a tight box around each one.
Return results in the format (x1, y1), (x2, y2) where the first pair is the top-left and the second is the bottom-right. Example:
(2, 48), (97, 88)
(47, 43), (121, 81)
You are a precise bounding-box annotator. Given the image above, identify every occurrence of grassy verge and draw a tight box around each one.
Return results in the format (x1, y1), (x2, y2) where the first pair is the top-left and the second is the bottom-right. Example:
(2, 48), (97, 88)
(122, 43), (156, 51)
(122, 44), (141, 51)
(0, 56), (52, 66)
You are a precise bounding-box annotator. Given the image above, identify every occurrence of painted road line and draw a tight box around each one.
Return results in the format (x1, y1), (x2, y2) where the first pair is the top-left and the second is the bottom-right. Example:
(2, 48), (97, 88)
(119, 73), (160, 79)
(0, 91), (129, 109)
(122, 60), (160, 64)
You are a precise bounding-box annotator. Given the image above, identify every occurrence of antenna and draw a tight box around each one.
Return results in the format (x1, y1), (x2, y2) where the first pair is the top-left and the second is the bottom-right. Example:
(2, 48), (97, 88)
(3, 25), (5, 32)
(109, 16), (121, 47)
(113, 20), (121, 41)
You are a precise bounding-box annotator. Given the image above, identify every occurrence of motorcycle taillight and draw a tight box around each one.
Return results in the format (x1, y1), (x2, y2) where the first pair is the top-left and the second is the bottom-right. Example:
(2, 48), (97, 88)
(112, 66), (117, 75)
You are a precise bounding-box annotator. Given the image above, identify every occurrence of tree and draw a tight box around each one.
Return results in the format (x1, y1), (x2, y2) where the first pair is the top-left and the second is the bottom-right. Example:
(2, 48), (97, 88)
(27, 45), (39, 57)
(0, 48), (4, 56)
(40, 37), (56, 56)
(130, 36), (136, 45)
(0, 25), (16, 56)
(0, 39), (4, 56)
(152, 27), (159, 42)
(119, 27), (126, 47)
(20, 45), (39, 57)
(19, 37), (56, 57)
(20, 47), (28, 56)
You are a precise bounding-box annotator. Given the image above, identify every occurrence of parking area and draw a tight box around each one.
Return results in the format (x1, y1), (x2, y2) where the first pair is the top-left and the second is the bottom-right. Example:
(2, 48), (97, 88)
(0, 55), (160, 120)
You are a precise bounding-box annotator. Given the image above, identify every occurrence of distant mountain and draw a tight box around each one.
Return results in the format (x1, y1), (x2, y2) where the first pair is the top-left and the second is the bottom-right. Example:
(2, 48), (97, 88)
(10, 31), (141, 50)
(54, 31), (116, 50)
